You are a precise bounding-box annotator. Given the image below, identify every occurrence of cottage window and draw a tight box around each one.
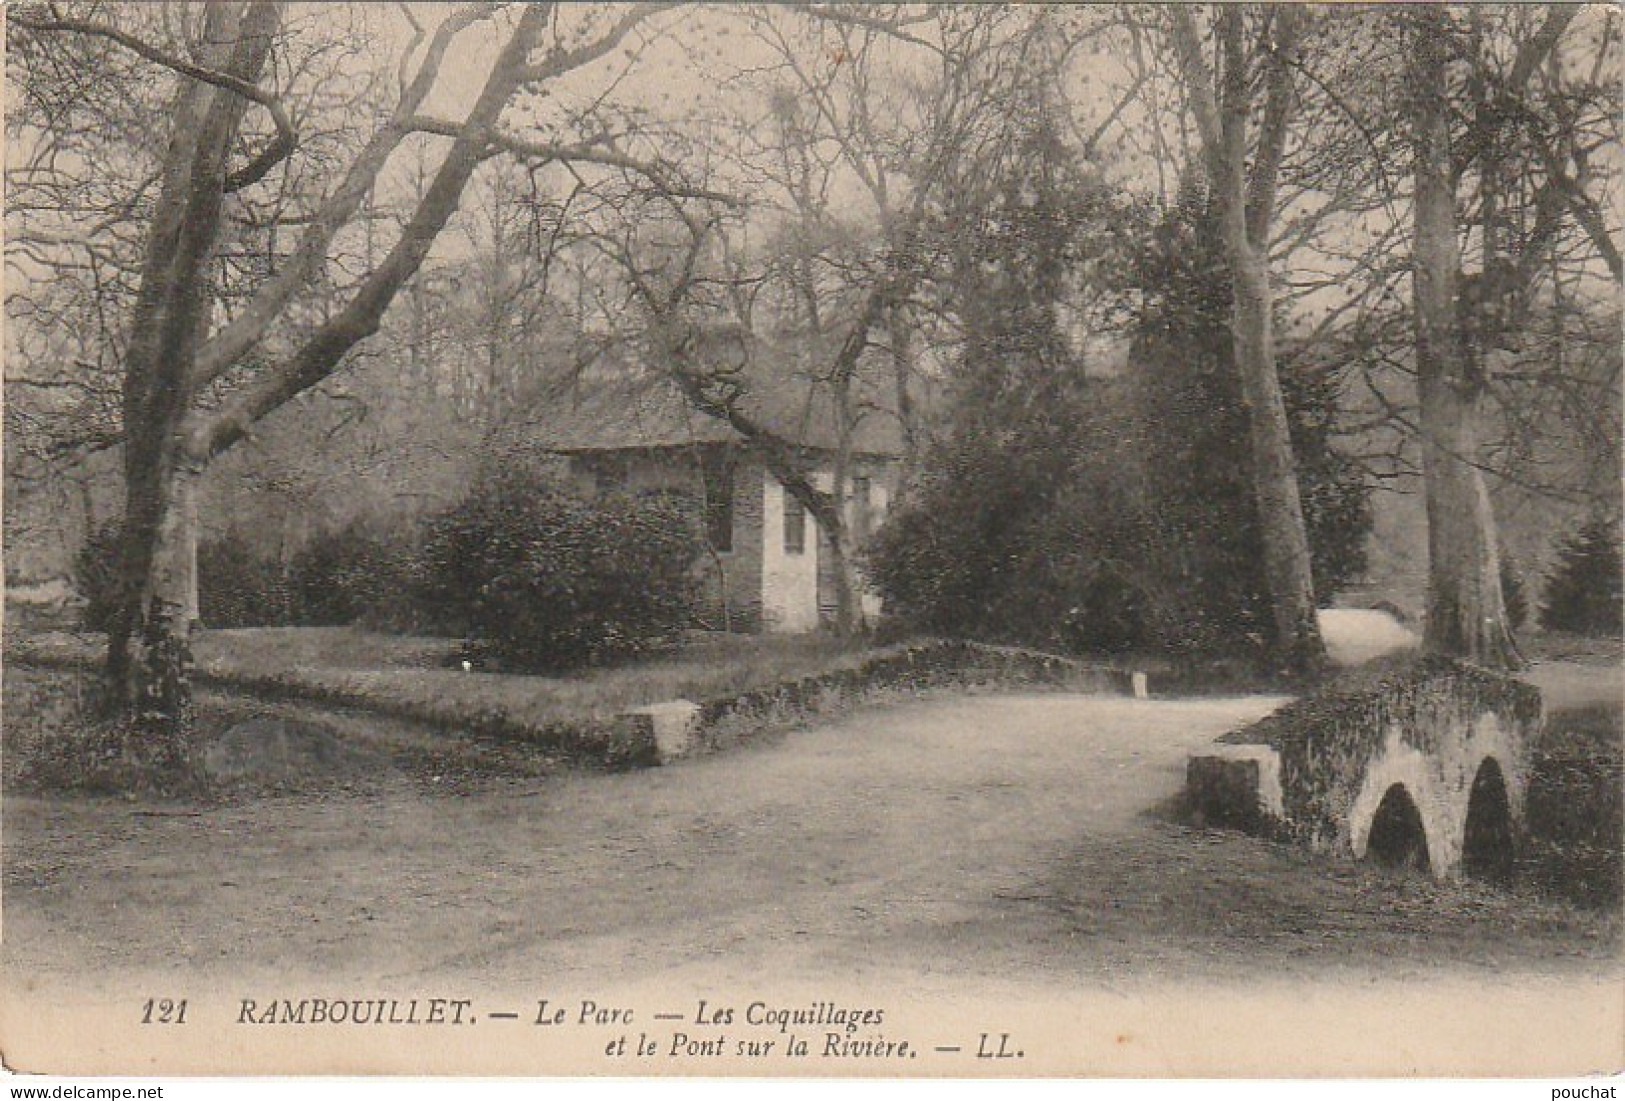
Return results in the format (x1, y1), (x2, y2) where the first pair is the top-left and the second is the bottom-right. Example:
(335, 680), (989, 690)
(783, 491), (806, 554)
(701, 452), (734, 552)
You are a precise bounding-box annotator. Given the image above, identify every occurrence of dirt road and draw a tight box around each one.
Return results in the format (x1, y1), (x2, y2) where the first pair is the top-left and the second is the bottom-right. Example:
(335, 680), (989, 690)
(4, 690), (1615, 997)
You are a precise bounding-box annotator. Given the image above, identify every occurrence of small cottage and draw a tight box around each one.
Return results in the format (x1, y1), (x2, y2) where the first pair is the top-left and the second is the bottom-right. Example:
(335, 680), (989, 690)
(531, 373), (903, 633)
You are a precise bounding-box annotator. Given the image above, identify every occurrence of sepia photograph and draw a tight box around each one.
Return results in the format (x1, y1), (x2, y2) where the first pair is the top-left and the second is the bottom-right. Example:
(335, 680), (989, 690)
(1, 0), (1621, 1081)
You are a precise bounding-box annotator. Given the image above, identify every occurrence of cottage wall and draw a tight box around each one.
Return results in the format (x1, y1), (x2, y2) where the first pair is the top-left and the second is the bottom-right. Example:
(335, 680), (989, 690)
(721, 455), (766, 631)
(816, 457), (896, 625)
(762, 471), (821, 633)
(565, 448), (894, 635)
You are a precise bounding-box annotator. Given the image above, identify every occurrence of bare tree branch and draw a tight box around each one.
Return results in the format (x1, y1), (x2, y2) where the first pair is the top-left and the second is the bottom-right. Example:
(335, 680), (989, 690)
(403, 116), (739, 204)
(191, 3), (500, 390)
(193, 4), (552, 461)
(12, 3), (299, 192)
(519, 2), (677, 82)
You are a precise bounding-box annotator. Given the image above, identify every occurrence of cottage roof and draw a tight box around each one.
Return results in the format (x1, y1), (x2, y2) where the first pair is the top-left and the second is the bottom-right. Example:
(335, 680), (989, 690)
(526, 337), (905, 458)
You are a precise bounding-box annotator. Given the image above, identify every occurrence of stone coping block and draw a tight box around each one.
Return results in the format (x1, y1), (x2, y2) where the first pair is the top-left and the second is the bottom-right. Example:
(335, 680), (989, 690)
(1186, 744), (1283, 833)
(615, 699), (703, 764)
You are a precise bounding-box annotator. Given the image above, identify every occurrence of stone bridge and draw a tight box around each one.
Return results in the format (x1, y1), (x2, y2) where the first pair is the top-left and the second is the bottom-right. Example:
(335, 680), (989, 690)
(1186, 656), (1544, 880)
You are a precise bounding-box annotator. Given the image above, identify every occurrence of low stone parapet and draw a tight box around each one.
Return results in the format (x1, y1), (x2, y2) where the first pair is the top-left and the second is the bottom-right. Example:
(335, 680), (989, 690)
(615, 640), (1133, 765)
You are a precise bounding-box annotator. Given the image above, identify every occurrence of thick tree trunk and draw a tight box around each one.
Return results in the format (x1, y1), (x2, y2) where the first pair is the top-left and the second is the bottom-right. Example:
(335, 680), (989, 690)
(825, 528), (865, 637)
(1230, 246), (1326, 673)
(1408, 8), (1522, 670)
(826, 374), (865, 637)
(1417, 373), (1519, 666)
(887, 300), (919, 492)
(106, 424), (206, 785)
(109, 428), (207, 758)
(179, 470), (200, 627)
(1168, 5), (1326, 676)
(106, 3), (276, 757)
(128, 465), (203, 756)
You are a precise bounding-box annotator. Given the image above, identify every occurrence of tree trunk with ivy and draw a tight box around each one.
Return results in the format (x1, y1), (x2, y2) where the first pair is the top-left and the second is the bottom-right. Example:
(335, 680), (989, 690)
(10, 0), (622, 773)
(102, 1), (279, 772)
(1168, 5), (1327, 675)
(1406, 7), (1522, 670)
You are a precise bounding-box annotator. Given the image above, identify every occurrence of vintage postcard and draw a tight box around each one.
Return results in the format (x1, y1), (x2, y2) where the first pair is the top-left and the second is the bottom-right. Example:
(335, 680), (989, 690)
(2, 1), (1621, 1079)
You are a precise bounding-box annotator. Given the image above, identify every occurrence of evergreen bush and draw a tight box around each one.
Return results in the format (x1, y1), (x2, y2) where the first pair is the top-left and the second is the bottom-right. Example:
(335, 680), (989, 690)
(1540, 516), (1624, 637)
(869, 199), (1370, 660)
(198, 532), (289, 628)
(289, 518), (420, 630)
(419, 471), (701, 671)
(73, 518), (124, 632)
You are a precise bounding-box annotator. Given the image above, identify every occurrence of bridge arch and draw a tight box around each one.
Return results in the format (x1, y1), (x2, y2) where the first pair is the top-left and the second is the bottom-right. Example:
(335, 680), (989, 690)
(1347, 726), (1447, 869)
(1364, 783), (1433, 873)
(1461, 756), (1515, 883)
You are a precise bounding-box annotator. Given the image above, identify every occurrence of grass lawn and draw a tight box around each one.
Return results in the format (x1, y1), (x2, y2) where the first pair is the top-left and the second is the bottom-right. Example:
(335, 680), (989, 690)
(205, 625), (886, 726)
(10, 624), (881, 731)
(4, 626), (892, 794)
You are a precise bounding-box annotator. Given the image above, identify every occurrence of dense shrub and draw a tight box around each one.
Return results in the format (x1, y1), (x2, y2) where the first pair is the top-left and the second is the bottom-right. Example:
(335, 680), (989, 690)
(199, 531), (289, 628)
(74, 514), (430, 634)
(867, 391), (1159, 656)
(869, 200), (1370, 660)
(869, 106), (1170, 655)
(1524, 703), (1623, 908)
(419, 470), (701, 671)
(1123, 203), (1369, 654)
(1539, 515), (1623, 637)
(289, 518), (421, 630)
(74, 519), (288, 630)
(73, 518), (124, 631)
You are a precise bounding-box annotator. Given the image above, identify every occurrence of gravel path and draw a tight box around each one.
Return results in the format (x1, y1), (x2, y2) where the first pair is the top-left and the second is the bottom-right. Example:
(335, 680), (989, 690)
(5, 690), (1613, 997)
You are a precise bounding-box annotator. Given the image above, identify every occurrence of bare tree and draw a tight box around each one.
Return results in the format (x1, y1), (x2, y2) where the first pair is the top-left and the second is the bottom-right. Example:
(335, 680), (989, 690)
(1165, 4), (1327, 674)
(1269, 6), (1618, 503)
(550, 8), (1031, 635)
(10, 1), (690, 761)
(1275, 5), (1618, 651)
(1400, 5), (1602, 668)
